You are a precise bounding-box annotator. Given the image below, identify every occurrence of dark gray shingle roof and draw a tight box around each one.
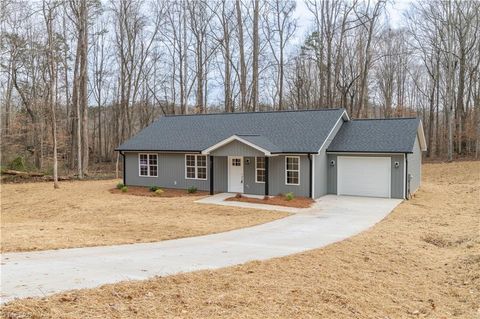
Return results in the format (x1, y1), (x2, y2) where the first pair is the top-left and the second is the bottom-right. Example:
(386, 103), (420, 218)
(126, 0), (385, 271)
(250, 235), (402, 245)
(327, 118), (421, 153)
(116, 109), (346, 153)
(235, 134), (282, 153)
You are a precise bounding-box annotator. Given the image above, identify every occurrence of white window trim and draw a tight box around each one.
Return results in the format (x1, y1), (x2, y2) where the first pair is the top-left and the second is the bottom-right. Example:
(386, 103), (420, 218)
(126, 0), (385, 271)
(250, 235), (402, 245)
(138, 153), (158, 177)
(185, 154), (208, 180)
(285, 156), (300, 185)
(255, 157), (265, 184)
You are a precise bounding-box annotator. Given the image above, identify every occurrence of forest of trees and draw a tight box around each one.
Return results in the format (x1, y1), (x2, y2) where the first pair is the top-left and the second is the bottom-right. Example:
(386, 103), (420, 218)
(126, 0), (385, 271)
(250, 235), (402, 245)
(1, 0), (479, 182)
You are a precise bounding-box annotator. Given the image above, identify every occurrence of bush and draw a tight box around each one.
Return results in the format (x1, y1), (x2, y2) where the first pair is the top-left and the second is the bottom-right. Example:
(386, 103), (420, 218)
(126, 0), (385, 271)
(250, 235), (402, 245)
(187, 186), (197, 194)
(9, 156), (26, 171)
(235, 193), (242, 199)
(149, 186), (160, 192)
(285, 192), (295, 201)
(154, 189), (164, 196)
(121, 186), (128, 193)
(116, 182), (124, 189)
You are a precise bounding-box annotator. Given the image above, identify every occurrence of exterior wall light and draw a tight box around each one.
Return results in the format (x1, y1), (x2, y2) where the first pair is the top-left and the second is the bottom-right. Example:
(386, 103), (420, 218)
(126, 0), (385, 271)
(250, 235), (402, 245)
(394, 161), (400, 168)
(330, 160), (335, 167)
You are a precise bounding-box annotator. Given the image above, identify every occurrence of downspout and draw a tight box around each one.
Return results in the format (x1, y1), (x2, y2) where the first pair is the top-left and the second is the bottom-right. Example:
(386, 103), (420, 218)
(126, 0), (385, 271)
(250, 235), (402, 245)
(405, 153), (409, 200)
(120, 151), (126, 186)
(309, 154), (313, 198)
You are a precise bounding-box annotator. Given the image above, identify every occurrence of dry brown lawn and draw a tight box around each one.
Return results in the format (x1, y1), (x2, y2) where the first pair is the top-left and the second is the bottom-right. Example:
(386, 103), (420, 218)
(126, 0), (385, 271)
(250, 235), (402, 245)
(1, 161), (479, 319)
(0, 180), (287, 253)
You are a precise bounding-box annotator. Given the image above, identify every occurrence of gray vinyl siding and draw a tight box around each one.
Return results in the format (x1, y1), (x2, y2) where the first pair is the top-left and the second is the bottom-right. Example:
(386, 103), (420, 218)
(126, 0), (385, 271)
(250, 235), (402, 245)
(124, 152), (228, 192)
(314, 117), (345, 198)
(124, 152), (310, 197)
(210, 140), (264, 157)
(243, 157), (265, 195)
(407, 135), (422, 194)
(269, 155), (310, 197)
(326, 153), (405, 199)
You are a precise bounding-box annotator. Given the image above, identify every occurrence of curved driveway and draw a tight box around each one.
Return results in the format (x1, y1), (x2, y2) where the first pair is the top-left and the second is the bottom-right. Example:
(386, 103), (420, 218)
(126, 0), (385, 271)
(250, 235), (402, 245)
(1, 195), (401, 303)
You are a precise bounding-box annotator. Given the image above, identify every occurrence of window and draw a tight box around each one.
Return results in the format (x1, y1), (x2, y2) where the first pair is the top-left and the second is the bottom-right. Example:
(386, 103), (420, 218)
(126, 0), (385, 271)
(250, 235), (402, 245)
(285, 156), (300, 185)
(255, 157), (265, 183)
(185, 154), (207, 180)
(232, 158), (241, 166)
(139, 154), (158, 177)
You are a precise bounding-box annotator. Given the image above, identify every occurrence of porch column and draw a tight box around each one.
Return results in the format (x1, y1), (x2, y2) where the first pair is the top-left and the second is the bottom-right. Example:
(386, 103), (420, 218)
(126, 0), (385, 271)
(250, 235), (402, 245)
(209, 155), (214, 195)
(264, 157), (269, 196)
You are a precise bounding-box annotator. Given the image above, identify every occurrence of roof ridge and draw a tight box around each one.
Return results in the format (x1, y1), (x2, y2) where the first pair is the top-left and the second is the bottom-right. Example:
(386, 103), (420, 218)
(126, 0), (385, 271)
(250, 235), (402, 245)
(162, 108), (345, 118)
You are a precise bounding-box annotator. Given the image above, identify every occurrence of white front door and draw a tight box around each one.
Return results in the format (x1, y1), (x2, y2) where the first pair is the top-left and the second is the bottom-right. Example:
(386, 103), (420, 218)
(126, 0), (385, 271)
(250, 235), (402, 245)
(228, 156), (244, 193)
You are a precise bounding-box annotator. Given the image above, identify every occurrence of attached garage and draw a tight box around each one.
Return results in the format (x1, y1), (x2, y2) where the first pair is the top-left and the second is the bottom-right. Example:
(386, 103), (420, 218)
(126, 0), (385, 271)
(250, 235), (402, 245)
(337, 156), (391, 198)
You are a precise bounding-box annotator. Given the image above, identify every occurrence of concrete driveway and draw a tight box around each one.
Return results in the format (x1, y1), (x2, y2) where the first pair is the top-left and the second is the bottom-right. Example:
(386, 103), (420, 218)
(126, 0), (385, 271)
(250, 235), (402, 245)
(1, 195), (401, 303)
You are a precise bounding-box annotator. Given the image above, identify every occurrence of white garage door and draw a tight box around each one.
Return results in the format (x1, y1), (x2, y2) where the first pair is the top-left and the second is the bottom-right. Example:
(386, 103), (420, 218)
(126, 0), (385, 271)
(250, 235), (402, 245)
(337, 156), (391, 198)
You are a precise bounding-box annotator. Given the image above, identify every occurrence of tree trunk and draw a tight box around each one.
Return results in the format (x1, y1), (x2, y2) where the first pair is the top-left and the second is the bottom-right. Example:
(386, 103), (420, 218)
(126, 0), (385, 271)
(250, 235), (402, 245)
(251, 0), (259, 111)
(235, 0), (247, 112)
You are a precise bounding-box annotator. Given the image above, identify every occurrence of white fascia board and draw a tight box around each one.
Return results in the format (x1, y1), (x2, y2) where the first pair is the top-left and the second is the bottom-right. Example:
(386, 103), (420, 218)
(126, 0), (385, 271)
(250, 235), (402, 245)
(326, 152), (406, 155)
(202, 135), (271, 156)
(417, 121), (427, 152)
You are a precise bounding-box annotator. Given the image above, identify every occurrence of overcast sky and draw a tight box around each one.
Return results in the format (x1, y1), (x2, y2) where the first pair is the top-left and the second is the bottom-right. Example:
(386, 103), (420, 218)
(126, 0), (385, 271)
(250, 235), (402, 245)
(292, 0), (414, 46)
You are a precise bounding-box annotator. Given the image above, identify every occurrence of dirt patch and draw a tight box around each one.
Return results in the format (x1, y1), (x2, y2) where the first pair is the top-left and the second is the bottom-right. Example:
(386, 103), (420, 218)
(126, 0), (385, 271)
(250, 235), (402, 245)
(0, 179), (288, 253)
(225, 194), (314, 208)
(109, 186), (209, 198)
(1, 161), (479, 318)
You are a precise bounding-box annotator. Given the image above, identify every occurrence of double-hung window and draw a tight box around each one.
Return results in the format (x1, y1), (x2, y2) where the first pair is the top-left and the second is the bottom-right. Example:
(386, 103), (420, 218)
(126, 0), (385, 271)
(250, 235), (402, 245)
(255, 157), (266, 183)
(285, 156), (300, 185)
(185, 154), (207, 180)
(139, 154), (158, 177)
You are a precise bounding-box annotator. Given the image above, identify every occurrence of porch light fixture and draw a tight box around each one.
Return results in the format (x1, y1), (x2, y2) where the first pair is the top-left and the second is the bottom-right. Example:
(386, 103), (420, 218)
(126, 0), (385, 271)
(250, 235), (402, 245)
(394, 161), (400, 168)
(330, 160), (335, 167)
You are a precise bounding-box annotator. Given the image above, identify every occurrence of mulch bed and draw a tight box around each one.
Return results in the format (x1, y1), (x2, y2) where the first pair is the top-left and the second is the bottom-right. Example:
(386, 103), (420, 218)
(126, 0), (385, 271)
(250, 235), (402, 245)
(109, 186), (209, 197)
(225, 195), (314, 208)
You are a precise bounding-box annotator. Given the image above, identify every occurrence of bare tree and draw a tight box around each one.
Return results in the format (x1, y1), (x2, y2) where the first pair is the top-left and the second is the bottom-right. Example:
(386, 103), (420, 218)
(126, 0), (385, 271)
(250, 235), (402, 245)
(264, 0), (296, 110)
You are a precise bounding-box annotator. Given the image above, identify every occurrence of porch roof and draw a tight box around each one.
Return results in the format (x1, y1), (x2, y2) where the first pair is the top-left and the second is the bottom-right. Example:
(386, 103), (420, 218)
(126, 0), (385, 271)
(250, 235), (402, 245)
(201, 134), (281, 156)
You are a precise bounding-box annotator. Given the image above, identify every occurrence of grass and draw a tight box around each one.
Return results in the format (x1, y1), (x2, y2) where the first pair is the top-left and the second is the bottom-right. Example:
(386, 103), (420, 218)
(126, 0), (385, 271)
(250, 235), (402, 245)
(1, 161), (479, 318)
(0, 180), (288, 253)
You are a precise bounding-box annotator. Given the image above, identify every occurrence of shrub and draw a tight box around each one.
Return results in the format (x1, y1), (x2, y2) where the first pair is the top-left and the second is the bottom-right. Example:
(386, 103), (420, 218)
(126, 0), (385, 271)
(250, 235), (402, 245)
(187, 186), (197, 194)
(154, 189), (164, 196)
(285, 192), (295, 201)
(121, 186), (128, 193)
(235, 193), (242, 199)
(149, 186), (160, 192)
(116, 182), (124, 189)
(9, 156), (26, 171)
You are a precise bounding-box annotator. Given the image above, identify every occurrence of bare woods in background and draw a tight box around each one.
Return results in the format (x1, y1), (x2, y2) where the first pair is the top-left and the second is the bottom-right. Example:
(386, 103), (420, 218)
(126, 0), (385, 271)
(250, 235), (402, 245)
(1, 0), (479, 180)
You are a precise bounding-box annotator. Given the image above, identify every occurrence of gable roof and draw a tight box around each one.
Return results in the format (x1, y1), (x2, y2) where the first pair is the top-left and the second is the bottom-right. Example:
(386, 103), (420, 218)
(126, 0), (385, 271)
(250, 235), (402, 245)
(116, 109), (347, 154)
(202, 134), (282, 155)
(327, 118), (426, 153)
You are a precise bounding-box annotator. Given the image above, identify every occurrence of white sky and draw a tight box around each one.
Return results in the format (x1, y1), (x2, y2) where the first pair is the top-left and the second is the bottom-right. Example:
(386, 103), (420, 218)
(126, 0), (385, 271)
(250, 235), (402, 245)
(292, 0), (414, 45)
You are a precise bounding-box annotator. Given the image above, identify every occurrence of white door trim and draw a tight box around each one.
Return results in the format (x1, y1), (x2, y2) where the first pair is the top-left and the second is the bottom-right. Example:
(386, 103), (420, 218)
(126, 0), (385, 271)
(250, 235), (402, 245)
(228, 156), (244, 193)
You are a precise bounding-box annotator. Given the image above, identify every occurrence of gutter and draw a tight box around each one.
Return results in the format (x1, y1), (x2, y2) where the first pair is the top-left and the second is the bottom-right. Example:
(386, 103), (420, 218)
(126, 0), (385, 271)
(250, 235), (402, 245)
(115, 149), (202, 154)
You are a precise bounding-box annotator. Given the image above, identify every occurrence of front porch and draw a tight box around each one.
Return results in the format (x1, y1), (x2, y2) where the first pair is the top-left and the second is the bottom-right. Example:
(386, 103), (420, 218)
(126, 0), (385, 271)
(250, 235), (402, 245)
(203, 134), (313, 198)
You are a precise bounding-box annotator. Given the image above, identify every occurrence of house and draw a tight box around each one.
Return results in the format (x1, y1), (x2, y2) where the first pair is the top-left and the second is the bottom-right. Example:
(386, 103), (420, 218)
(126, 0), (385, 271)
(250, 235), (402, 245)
(116, 108), (426, 199)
